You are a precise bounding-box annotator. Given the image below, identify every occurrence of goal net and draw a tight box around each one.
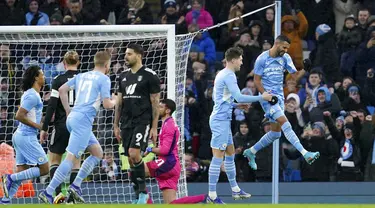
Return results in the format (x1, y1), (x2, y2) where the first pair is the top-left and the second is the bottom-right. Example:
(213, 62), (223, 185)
(0, 25), (195, 204)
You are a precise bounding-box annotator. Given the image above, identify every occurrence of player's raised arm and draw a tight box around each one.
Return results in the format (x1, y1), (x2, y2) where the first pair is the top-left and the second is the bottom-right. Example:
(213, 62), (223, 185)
(15, 95), (42, 130)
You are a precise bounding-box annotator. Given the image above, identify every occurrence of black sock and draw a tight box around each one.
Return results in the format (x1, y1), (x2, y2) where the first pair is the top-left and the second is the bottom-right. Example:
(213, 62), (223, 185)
(130, 168), (140, 198)
(133, 160), (146, 194)
(70, 169), (79, 185)
(50, 164), (61, 195)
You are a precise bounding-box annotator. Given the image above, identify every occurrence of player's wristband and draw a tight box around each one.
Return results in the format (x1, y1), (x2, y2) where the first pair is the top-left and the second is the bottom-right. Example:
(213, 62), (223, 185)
(146, 147), (153, 153)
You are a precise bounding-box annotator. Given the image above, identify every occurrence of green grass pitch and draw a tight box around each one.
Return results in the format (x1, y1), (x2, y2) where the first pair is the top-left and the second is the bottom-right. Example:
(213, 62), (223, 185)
(5, 205), (374, 208)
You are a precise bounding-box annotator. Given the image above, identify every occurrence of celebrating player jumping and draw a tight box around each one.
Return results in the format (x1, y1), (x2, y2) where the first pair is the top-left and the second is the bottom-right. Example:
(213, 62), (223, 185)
(114, 43), (161, 204)
(243, 35), (320, 170)
(206, 47), (273, 204)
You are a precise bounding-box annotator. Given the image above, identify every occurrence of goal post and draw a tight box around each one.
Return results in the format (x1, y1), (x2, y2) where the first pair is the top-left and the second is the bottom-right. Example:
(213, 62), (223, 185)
(0, 25), (194, 203)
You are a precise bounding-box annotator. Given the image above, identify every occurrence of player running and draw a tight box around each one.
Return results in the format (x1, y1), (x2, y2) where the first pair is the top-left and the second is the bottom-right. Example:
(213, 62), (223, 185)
(243, 35), (320, 170)
(40, 51), (81, 202)
(206, 47), (273, 204)
(39, 51), (116, 204)
(1, 66), (49, 204)
(114, 43), (160, 204)
(143, 99), (207, 204)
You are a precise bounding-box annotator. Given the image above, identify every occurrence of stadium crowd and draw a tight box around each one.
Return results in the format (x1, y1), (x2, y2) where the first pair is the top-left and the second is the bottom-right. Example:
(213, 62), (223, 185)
(0, 0), (375, 184)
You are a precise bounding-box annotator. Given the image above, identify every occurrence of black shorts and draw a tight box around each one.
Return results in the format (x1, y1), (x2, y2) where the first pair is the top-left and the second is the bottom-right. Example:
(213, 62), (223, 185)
(48, 123), (70, 154)
(121, 124), (150, 156)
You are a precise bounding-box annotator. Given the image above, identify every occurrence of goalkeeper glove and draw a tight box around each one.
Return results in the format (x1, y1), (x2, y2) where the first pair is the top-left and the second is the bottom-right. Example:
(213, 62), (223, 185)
(145, 147), (153, 154)
(303, 59), (312, 72)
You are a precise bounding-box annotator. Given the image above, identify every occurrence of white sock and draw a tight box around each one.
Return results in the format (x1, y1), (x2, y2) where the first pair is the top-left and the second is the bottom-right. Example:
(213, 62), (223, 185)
(250, 147), (257, 154)
(209, 191), (217, 200)
(232, 186), (241, 192)
(301, 149), (308, 156)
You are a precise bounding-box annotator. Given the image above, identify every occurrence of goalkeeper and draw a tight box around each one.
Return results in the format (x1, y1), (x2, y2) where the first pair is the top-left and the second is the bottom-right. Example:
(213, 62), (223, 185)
(243, 35), (320, 170)
(143, 99), (207, 204)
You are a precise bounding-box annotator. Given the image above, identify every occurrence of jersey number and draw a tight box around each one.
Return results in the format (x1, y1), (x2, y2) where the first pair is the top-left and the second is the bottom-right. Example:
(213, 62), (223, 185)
(155, 159), (165, 167)
(77, 80), (93, 103)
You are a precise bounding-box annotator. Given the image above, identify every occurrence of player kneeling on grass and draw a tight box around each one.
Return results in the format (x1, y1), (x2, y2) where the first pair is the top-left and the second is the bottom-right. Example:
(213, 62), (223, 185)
(143, 99), (207, 204)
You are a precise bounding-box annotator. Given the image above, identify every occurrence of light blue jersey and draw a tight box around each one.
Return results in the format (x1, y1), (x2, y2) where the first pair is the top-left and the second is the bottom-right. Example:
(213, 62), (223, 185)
(210, 68), (262, 150)
(254, 50), (297, 96)
(14, 88), (47, 165)
(17, 88), (43, 135)
(65, 70), (110, 158)
(254, 50), (297, 122)
(210, 68), (262, 121)
(66, 70), (111, 120)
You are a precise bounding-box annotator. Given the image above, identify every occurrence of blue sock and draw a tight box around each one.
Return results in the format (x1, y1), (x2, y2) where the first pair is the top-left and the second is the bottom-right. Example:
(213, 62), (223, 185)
(282, 122), (307, 155)
(73, 156), (100, 187)
(10, 167), (40, 182)
(208, 157), (223, 199)
(46, 159), (73, 195)
(224, 155), (240, 192)
(251, 131), (281, 153)
(2, 180), (21, 202)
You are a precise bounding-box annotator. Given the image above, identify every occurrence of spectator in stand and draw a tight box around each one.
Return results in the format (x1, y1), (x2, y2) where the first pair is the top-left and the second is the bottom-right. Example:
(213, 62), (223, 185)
(284, 74), (299, 98)
(247, 20), (264, 49)
(333, 0), (359, 34)
(342, 84), (369, 113)
(309, 24), (341, 85)
(63, 0), (101, 25)
(188, 24), (216, 68)
(117, 0), (153, 24)
(281, 6), (308, 71)
(354, 26), (375, 87)
(357, 8), (371, 38)
(361, 114), (375, 181)
(0, 106), (15, 145)
(303, 86), (342, 123)
(93, 148), (119, 182)
(300, 0), (335, 50)
(40, 0), (62, 17)
(334, 76), (354, 102)
(363, 68), (375, 106)
(262, 7), (275, 38)
(324, 111), (363, 181)
(49, 12), (63, 25)
(298, 69), (325, 111)
(62, 0), (83, 24)
(25, 0), (50, 25)
(233, 122), (255, 182)
(285, 93), (305, 138)
(218, 6), (246, 51)
(358, 0), (375, 15)
(185, 0), (213, 30)
(285, 121), (339, 182)
(0, 0), (25, 25)
(159, 0), (187, 34)
(337, 15), (363, 78)
(0, 44), (21, 107)
(254, 119), (273, 182)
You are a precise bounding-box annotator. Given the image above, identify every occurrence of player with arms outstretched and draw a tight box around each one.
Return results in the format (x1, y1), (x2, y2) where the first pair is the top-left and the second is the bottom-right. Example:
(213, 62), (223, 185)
(39, 51), (116, 204)
(1, 66), (49, 204)
(206, 47), (273, 204)
(40, 51), (81, 202)
(143, 99), (207, 204)
(114, 43), (160, 204)
(243, 35), (320, 170)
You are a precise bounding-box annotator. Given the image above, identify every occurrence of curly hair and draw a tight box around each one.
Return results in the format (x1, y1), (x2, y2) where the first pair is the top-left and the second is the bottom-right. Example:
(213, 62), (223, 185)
(21, 65), (41, 91)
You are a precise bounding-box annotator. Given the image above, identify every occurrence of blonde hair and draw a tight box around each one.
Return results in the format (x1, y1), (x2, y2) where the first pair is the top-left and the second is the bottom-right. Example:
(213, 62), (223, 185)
(94, 51), (111, 67)
(63, 50), (80, 65)
(228, 7), (243, 31)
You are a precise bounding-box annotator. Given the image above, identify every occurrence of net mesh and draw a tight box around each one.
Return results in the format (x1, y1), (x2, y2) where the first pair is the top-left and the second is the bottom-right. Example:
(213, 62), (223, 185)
(0, 29), (195, 204)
